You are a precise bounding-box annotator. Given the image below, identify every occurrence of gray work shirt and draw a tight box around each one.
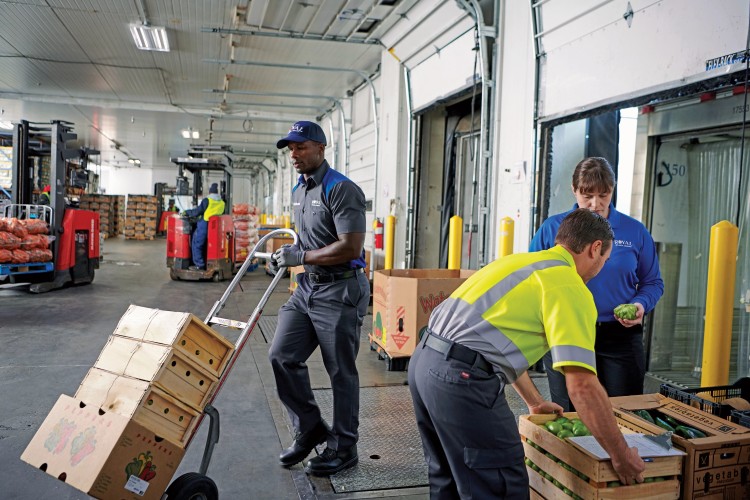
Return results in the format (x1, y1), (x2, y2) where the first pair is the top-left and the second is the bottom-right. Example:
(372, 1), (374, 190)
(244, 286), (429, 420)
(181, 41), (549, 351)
(292, 160), (367, 274)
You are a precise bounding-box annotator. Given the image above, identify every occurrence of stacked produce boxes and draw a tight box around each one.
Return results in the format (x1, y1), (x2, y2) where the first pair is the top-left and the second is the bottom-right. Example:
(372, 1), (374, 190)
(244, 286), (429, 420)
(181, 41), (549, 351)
(612, 393), (750, 499)
(21, 305), (235, 499)
(124, 195), (158, 240)
(114, 195), (126, 235)
(232, 203), (259, 264)
(80, 195), (120, 238)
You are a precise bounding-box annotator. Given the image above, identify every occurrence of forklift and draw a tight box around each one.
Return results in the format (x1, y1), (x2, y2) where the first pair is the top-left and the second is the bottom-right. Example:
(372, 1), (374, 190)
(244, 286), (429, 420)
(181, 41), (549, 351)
(166, 145), (235, 282)
(2, 120), (100, 293)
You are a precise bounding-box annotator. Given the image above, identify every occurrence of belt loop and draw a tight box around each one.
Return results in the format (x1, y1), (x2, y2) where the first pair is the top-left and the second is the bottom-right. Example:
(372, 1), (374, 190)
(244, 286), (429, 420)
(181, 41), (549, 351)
(443, 340), (454, 361)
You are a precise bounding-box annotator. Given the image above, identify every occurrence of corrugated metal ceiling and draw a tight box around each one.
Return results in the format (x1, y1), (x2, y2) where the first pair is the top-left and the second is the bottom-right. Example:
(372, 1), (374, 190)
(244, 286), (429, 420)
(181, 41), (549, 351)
(0, 0), (471, 170)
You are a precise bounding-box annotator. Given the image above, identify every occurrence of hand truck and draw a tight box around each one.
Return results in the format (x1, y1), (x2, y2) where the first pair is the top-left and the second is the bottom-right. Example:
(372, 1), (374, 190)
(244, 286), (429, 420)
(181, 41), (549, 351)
(162, 228), (297, 499)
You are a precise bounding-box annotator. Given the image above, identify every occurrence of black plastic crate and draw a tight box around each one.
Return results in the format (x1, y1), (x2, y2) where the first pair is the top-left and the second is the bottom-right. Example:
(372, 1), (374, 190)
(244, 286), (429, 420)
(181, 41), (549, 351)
(659, 378), (750, 419)
(730, 409), (750, 428)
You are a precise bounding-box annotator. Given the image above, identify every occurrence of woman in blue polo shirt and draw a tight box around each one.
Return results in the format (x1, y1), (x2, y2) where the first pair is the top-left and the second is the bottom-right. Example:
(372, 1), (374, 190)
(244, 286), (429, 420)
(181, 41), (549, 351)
(530, 157), (664, 411)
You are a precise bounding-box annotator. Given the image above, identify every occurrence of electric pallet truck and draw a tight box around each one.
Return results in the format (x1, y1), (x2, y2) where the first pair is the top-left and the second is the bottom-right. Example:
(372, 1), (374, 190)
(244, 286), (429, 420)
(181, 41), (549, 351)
(166, 213), (235, 282)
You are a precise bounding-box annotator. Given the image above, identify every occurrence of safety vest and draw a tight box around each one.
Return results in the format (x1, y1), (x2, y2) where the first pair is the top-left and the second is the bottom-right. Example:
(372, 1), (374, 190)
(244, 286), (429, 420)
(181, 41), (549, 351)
(203, 198), (225, 221)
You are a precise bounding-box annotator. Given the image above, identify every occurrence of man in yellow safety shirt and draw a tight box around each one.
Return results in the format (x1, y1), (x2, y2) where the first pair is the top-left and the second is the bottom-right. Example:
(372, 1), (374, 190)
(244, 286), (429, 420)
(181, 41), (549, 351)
(408, 208), (646, 499)
(184, 183), (225, 270)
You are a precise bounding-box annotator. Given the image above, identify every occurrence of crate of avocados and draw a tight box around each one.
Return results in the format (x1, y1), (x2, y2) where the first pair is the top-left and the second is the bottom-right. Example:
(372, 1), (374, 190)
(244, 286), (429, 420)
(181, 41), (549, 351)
(659, 378), (750, 419)
(611, 393), (750, 499)
(520, 412), (682, 499)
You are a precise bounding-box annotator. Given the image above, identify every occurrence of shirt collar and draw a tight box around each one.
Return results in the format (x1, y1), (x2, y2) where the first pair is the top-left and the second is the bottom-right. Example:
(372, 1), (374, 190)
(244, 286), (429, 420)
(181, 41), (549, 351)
(570, 202), (620, 228)
(549, 245), (576, 268)
(297, 160), (329, 187)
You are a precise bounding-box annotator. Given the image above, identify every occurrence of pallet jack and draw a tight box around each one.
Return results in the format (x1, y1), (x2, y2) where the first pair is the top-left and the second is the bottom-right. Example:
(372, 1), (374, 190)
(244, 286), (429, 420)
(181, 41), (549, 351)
(166, 146), (235, 282)
(162, 228), (296, 498)
(1, 121), (100, 293)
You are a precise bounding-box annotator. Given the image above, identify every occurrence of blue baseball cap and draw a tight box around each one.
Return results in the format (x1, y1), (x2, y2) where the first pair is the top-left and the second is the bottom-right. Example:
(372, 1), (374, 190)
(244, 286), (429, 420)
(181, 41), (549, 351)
(276, 121), (327, 149)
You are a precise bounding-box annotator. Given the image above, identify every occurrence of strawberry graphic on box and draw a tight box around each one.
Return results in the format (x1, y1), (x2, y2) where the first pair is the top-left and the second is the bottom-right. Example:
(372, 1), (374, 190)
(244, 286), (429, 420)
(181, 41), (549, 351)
(69, 427), (97, 466)
(44, 418), (77, 455)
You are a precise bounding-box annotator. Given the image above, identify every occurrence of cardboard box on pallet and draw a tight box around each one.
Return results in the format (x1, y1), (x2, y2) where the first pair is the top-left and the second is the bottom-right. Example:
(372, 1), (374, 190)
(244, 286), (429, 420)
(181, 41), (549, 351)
(371, 269), (474, 358)
(75, 367), (200, 447)
(112, 305), (234, 378)
(520, 411), (683, 499)
(610, 393), (750, 499)
(21, 394), (185, 500)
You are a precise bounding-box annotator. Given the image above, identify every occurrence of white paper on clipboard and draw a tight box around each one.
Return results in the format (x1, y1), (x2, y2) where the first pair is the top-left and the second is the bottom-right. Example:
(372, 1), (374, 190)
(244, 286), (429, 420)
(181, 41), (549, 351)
(567, 434), (686, 459)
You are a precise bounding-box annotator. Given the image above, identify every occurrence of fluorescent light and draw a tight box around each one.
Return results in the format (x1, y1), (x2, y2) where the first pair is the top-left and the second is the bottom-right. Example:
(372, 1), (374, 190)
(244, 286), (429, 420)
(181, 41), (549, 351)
(134, 159), (141, 165)
(0, 121), (13, 130)
(130, 24), (170, 52)
(181, 130), (191, 139)
(128, 158), (135, 164)
(192, 131), (199, 139)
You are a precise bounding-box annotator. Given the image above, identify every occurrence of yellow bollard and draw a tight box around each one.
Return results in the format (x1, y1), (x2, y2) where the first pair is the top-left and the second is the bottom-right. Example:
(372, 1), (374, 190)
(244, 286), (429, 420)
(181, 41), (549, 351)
(260, 213), (267, 225)
(498, 217), (514, 258)
(384, 215), (396, 270)
(283, 215), (291, 228)
(701, 220), (739, 387)
(448, 215), (463, 270)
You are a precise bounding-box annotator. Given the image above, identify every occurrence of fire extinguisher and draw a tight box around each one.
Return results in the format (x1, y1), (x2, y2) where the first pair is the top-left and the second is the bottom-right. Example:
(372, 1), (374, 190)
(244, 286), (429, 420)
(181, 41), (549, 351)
(373, 218), (384, 249)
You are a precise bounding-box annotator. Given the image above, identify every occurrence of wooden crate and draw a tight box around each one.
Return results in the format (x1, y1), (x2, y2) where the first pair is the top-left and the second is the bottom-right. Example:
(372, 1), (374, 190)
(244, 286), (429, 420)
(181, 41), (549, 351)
(113, 304), (234, 377)
(75, 367), (200, 447)
(520, 412), (682, 499)
(93, 336), (218, 410)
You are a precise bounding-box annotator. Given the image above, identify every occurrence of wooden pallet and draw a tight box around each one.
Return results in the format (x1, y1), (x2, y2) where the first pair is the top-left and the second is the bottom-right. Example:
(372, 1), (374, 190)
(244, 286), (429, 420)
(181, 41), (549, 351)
(368, 333), (410, 371)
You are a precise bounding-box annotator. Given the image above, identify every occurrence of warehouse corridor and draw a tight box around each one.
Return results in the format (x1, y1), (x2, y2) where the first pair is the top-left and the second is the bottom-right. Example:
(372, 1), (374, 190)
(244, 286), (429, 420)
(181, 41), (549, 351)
(1, 236), (548, 499)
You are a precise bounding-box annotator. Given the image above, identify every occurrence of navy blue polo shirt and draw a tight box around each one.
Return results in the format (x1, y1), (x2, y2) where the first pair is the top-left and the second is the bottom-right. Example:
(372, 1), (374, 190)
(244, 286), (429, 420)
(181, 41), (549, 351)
(292, 160), (367, 274)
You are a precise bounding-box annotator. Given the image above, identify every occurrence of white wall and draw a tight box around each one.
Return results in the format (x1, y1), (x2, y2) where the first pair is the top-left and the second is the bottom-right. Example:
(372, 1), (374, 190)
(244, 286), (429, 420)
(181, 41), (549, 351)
(99, 165), (152, 196)
(537, 0), (749, 119)
(492, 0), (537, 254)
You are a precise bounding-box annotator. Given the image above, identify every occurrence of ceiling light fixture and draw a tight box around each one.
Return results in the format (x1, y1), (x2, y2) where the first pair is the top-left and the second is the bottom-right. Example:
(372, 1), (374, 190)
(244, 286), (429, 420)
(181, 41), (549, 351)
(181, 129), (200, 139)
(130, 24), (170, 52)
(0, 120), (13, 130)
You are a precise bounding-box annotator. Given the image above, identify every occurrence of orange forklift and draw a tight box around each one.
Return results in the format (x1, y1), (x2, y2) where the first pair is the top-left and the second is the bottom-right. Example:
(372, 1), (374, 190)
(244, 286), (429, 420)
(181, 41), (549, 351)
(1, 120), (100, 293)
(166, 145), (235, 282)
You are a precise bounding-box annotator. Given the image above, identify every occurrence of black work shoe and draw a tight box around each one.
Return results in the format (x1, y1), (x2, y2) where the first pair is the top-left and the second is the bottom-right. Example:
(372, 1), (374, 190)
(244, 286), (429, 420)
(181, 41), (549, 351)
(304, 446), (358, 476)
(279, 422), (328, 467)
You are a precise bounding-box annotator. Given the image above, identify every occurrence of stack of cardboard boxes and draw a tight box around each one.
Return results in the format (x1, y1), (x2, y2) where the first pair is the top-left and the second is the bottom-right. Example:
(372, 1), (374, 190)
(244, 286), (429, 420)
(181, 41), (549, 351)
(80, 195), (122, 239)
(22, 305), (235, 499)
(124, 195), (158, 240)
(114, 195), (126, 236)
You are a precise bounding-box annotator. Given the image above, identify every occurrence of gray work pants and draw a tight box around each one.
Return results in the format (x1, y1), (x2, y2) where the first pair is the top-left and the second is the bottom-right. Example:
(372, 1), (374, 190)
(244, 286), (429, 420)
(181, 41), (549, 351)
(269, 272), (369, 450)
(408, 334), (529, 499)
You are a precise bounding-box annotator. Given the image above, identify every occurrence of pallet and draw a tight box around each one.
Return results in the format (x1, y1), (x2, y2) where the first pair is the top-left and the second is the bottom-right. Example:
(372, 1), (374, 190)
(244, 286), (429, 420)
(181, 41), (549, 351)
(0, 261), (54, 276)
(368, 333), (410, 371)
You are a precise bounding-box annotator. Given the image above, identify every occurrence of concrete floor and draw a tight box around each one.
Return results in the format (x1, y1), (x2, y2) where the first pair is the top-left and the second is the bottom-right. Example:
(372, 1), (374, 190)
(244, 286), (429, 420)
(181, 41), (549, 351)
(0, 237), (549, 500)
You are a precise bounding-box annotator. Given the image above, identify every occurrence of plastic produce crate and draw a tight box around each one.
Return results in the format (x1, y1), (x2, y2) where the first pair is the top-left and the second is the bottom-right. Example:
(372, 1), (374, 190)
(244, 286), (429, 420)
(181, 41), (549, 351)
(659, 377), (750, 419)
(729, 409), (750, 428)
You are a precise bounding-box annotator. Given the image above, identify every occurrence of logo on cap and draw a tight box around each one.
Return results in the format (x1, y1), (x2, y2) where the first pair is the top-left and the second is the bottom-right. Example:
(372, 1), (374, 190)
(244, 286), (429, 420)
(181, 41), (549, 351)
(290, 124), (305, 133)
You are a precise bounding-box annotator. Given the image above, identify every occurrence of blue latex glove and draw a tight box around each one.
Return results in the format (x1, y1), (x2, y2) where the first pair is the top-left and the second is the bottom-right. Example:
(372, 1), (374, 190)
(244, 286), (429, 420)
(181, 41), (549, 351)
(273, 244), (305, 267)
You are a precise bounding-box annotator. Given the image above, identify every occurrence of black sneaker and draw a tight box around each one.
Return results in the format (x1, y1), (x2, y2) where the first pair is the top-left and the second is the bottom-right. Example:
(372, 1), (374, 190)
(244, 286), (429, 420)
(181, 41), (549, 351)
(304, 446), (358, 476)
(279, 421), (328, 467)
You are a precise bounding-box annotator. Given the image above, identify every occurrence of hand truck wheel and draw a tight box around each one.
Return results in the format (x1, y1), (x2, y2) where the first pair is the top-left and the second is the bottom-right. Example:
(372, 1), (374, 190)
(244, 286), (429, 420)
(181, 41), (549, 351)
(164, 472), (218, 500)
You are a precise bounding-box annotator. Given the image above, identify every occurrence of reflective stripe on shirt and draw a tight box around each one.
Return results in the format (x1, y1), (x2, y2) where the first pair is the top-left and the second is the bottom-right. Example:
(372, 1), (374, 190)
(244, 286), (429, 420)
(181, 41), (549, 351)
(428, 246), (597, 383)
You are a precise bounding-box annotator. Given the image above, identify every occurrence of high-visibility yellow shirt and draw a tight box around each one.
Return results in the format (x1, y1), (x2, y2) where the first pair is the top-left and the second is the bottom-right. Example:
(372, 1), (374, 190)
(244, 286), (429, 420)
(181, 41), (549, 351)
(428, 245), (597, 383)
(203, 198), (225, 221)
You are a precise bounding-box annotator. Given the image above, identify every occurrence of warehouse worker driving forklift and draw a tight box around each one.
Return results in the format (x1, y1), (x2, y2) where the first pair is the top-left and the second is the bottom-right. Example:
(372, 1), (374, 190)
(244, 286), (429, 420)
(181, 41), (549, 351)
(183, 182), (224, 270)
